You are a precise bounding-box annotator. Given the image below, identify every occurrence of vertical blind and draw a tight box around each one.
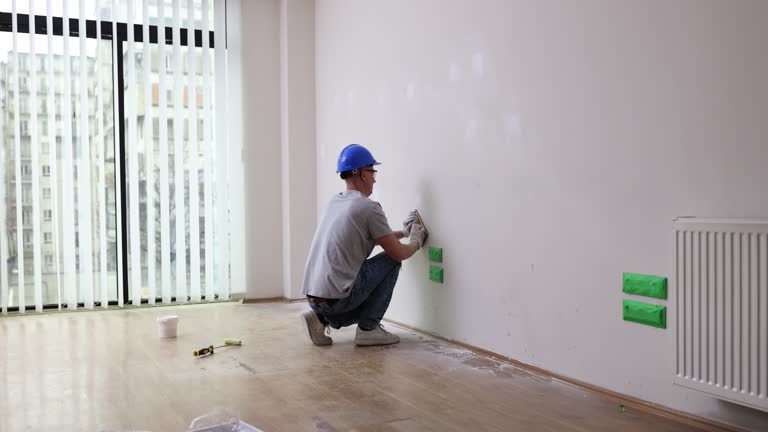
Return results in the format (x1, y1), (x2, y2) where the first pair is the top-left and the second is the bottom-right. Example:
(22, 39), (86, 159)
(0, 0), (232, 313)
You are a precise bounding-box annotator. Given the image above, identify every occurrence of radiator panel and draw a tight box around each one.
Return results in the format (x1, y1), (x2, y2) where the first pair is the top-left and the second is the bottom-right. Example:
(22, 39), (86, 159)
(674, 218), (768, 412)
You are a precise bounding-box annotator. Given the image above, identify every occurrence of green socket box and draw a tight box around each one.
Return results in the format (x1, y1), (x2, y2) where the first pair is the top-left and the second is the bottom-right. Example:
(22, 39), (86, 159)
(622, 272), (667, 299)
(623, 299), (666, 329)
(428, 247), (443, 263)
(429, 265), (444, 283)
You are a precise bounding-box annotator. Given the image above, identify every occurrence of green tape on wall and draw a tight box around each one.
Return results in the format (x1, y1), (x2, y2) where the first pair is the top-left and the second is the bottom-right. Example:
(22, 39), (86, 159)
(429, 265), (444, 283)
(623, 272), (667, 299)
(623, 300), (666, 328)
(428, 247), (443, 262)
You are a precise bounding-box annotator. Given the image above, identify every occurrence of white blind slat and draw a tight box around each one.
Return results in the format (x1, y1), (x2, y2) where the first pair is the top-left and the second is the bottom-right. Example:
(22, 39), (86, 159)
(188, 0), (201, 302)
(0, 45), (6, 313)
(12, 1), (25, 312)
(173, 0), (187, 302)
(79, 0), (95, 309)
(111, 0), (124, 307)
(97, 11), (108, 308)
(61, 0), (77, 310)
(214, 0), (230, 299)
(144, 0), (156, 304)
(29, 0), (43, 312)
(46, 0), (62, 310)
(202, 0), (214, 301)
(158, 0), (172, 304)
(213, 0), (231, 299)
(127, 0), (142, 305)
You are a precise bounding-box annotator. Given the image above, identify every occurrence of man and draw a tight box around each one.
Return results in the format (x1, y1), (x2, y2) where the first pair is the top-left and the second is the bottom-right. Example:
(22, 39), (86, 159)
(301, 144), (428, 347)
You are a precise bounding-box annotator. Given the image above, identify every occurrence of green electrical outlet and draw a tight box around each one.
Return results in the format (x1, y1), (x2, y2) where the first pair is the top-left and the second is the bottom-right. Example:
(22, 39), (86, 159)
(428, 247), (443, 263)
(429, 265), (444, 283)
(623, 272), (667, 299)
(622, 299), (666, 329)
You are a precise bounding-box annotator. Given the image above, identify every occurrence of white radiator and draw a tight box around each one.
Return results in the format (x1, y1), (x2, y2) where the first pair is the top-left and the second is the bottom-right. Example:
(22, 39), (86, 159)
(674, 218), (768, 412)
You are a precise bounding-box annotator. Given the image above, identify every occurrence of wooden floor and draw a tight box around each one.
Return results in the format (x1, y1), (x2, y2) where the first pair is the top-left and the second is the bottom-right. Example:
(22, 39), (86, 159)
(0, 302), (711, 431)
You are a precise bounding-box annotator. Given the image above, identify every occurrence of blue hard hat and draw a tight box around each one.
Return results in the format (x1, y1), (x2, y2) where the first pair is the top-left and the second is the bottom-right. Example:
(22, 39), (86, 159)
(336, 144), (381, 173)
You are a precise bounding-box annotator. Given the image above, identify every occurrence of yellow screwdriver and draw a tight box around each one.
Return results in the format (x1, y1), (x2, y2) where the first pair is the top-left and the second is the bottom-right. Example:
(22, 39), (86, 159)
(193, 338), (242, 357)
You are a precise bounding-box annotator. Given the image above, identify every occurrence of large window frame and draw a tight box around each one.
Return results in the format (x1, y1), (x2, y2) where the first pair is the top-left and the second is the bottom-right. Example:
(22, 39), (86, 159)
(0, 10), (216, 311)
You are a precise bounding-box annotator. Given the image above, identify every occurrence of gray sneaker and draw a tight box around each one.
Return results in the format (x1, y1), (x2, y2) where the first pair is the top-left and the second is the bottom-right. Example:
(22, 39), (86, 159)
(302, 310), (332, 346)
(354, 324), (400, 346)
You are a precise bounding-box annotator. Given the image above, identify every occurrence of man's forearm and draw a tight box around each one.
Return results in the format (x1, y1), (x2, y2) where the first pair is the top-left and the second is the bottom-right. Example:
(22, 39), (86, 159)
(396, 231), (421, 260)
(402, 241), (420, 260)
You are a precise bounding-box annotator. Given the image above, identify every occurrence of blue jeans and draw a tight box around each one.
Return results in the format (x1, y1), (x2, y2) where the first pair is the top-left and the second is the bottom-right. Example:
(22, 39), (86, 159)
(309, 252), (402, 330)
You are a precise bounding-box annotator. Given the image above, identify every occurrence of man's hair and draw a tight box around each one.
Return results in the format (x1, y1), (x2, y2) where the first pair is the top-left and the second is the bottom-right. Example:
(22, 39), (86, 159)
(340, 164), (372, 180)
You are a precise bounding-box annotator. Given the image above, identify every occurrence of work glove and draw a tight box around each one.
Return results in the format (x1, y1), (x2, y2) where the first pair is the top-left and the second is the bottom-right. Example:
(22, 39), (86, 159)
(409, 222), (428, 249)
(402, 210), (417, 236)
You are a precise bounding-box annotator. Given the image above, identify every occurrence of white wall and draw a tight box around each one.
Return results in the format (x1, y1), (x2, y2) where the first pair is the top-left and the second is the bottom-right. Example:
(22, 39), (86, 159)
(241, 0), (283, 299)
(280, 0), (318, 300)
(240, 0), (317, 299)
(315, 0), (768, 429)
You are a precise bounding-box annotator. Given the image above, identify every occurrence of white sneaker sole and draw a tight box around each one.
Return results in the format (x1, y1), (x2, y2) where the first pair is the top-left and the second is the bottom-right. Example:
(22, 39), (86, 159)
(302, 312), (332, 346)
(354, 336), (400, 346)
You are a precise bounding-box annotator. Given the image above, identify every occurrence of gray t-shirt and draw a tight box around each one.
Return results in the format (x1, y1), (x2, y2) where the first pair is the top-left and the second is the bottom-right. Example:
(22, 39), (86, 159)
(302, 190), (393, 299)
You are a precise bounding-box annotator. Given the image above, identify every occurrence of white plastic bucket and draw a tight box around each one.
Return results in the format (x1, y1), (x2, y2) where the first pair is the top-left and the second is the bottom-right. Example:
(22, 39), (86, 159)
(156, 315), (179, 338)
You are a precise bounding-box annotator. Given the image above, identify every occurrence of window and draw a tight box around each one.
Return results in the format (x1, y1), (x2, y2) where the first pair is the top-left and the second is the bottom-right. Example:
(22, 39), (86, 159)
(22, 185), (31, 203)
(0, 0), (228, 310)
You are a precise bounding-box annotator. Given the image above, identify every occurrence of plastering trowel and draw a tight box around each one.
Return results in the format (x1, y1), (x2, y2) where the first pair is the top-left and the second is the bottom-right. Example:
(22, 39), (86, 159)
(413, 209), (429, 239)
